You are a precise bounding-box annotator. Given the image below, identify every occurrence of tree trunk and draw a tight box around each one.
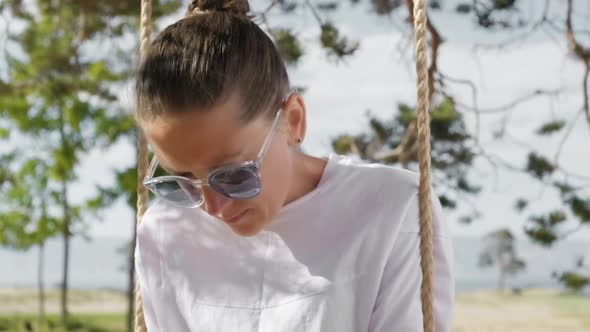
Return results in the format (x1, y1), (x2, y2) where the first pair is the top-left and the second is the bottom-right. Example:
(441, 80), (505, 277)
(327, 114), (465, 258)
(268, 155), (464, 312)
(60, 183), (70, 324)
(37, 243), (46, 331)
(127, 219), (138, 332)
(498, 265), (506, 291)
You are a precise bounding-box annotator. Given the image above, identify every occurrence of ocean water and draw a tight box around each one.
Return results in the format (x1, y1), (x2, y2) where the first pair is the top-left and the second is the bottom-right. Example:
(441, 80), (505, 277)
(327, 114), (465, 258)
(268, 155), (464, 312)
(1, 235), (588, 292)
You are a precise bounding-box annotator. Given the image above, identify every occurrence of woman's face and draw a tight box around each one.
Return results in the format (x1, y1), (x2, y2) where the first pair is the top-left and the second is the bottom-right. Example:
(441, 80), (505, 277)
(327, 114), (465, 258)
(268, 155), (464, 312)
(143, 92), (305, 237)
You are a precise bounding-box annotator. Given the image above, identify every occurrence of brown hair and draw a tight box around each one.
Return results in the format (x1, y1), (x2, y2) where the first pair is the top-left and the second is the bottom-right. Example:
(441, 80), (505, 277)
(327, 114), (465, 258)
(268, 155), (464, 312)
(136, 0), (290, 124)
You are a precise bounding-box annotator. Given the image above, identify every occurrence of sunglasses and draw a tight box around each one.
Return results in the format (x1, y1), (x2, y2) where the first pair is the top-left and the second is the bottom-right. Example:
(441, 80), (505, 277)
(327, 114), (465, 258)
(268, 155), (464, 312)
(143, 95), (290, 208)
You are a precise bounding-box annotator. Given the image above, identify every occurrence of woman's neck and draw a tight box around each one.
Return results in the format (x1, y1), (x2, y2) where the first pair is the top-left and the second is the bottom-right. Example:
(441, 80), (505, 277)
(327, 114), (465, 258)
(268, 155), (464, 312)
(284, 153), (328, 206)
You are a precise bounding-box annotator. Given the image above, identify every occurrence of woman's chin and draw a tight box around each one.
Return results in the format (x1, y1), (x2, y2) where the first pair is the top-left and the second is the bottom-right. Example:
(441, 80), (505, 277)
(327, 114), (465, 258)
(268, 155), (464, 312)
(225, 213), (267, 237)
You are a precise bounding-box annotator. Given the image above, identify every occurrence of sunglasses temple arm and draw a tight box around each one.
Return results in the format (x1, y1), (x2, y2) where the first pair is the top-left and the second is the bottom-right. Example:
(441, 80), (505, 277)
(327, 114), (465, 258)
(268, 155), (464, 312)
(256, 107), (283, 162)
(145, 155), (160, 182)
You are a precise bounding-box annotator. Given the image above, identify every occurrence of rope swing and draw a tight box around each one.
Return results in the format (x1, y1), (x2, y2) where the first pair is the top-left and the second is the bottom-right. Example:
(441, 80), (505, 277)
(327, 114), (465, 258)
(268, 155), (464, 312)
(134, 1), (434, 331)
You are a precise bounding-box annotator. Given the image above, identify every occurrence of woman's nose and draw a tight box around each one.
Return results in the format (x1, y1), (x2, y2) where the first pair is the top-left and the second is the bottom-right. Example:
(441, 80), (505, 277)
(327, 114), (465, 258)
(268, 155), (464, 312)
(201, 186), (231, 217)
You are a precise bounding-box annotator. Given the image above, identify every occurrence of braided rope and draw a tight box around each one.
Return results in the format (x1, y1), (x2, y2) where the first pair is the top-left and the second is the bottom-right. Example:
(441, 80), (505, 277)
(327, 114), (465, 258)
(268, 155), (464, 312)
(135, 0), (151, 331)
(412, 0), (434, 331)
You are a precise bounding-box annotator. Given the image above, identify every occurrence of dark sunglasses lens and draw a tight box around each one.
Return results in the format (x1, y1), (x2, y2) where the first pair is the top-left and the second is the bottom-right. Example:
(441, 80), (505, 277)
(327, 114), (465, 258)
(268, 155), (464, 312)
(210, 167), (261, 199)
(153, 180), (202, 207)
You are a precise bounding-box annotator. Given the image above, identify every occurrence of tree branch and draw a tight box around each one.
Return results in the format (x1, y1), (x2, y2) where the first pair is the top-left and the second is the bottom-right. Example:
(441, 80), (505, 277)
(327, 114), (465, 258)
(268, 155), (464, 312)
(405, 0), (440, 101)
(258, 9), (277, 38)
(377, 1), (442, 164)
(476, 144), (524, 173)
(454, 89), (562, 114)
(260, 0), (279, 15)
(583, 64), (590, 127)
(566, 0), (590, 62)
(375, 122), (418, 165)
(255, 1), (283, 41)
(554, 107), (584, 167)
(476, 135), (590, 184)
(472, 0), (554, 51)
(565, 0), (590, 128)
(559, 224), (584, 240)
(305, 0), (324, 26)
(437, 72), (480, 142)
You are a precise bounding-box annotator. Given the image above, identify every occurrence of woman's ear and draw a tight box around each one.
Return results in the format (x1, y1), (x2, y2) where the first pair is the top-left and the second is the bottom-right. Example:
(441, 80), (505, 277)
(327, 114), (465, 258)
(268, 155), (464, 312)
(284, 92), (307, 147)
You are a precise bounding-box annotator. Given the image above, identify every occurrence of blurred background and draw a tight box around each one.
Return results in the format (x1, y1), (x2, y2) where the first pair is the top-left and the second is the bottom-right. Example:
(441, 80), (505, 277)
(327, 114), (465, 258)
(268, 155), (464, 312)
(0, 0), (589, 331)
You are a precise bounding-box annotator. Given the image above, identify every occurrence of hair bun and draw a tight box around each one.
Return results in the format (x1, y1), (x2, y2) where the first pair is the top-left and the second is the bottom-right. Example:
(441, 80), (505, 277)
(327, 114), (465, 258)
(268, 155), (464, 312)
(186, 0), (250, 17)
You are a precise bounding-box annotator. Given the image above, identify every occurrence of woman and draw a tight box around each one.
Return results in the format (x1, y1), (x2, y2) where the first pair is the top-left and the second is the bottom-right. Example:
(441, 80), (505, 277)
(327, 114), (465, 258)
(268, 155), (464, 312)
(134, 0), (454, 331)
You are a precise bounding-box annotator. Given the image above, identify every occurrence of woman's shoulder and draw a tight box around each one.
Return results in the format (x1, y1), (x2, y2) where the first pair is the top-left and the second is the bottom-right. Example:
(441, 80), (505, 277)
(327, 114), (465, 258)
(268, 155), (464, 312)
(327, 154), (420, 198)
(324, 154), (441, 234)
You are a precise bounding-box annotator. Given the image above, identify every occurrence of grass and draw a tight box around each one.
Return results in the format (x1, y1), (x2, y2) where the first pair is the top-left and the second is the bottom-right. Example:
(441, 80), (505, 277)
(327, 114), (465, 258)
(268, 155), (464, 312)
(453, 289), (590, 332)
(0, 313), (125, 332)
(1, 288), (589, 331)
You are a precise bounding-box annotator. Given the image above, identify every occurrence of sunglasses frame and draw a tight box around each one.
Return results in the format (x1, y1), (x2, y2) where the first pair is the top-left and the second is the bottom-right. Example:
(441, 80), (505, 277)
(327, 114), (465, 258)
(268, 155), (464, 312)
(143, 92), (293, 208)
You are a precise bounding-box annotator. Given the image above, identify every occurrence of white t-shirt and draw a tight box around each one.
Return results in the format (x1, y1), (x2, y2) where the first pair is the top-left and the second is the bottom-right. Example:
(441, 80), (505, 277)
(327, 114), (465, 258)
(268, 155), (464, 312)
(135, 154), (454, 331)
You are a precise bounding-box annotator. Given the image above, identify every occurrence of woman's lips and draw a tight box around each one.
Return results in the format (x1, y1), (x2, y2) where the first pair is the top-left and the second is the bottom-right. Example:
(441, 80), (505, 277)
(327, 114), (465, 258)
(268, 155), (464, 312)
(223, 209), (249, 224)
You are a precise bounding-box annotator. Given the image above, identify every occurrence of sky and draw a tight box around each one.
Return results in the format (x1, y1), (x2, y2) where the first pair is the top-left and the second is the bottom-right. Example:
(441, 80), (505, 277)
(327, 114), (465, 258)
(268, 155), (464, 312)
(2, 0), (589, 242)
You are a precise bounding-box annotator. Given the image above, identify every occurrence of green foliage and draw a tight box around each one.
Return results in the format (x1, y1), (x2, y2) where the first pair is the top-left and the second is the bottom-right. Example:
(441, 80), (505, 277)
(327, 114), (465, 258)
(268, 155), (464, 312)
(0, 0), (182, 228)
(0, 127), (10, 139)
(536, 120), (566, 135)
(521, 157), (588, 251)
(369, 0), (404, 15)
(554, 272), (590, 293)
(397, 104), (417, 127)
(524, 192), (590, 248)
(526, 153), (555, 179)
(551, 181), (590, 226)
(554, 181), (575, 195)
(94, 111), (136, 146)
(332, 98), (477, 220)
(525, 210), (568, 246)
(514, 198), (528, 212)
(471, 0), (522, 28)
(369, 117), (388, 141)
(332, 135), (356, 155)
(262, 0), (588, 289)
(457, 177), (481, 194)
(317, 2), (338, 11)
(274, 29), (304, 64)
(438, 195), (457, 209)
(85, 0), (586, 273)
(459, 215), (476, 224)
(0, 1), (181, 321)
(567, 197), (590, 223)
(115, 166), (140, 209)
(522, 181), (590, 248)
(493, 0), (517, 10)
(548, 210), (567, 225)
(320, 22), (359, 59)
(429, 0), (442, 10)
(456, 3), (472, 14)
(0, 156), (59, 250)
(87, 61), (119, 82)
(0, 313), (126, 332)
(432, 97), (458, 121)
(0, 0), (585, 309)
